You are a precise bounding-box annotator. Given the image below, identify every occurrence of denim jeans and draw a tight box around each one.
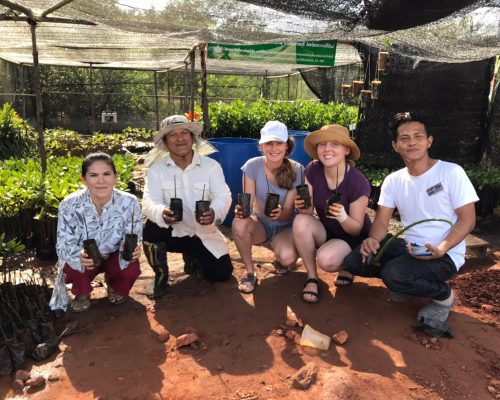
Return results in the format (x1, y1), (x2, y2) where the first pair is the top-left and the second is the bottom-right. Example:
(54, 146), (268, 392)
(343, 235), (457, 300)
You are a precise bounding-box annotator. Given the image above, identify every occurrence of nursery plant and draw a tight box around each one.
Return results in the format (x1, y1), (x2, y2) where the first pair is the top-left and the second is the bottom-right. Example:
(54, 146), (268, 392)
(0, 235), (57, 376)
(208, 99), (358, 137)
(363, 218), (454, 276)
(0, 103), (34, 160)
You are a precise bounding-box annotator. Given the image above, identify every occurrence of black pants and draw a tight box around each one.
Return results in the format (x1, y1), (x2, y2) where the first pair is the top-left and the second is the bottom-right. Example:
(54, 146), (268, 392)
(343, 235), (457, 300)
(143, 220), (233, 282)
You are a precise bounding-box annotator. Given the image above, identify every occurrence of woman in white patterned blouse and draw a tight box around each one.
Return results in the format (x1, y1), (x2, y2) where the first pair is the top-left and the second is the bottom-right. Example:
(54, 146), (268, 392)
(56, 152), (142, 313)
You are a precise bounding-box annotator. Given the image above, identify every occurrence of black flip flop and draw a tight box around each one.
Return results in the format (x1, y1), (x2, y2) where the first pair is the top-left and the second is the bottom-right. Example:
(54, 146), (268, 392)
(302, 278), (320, 304)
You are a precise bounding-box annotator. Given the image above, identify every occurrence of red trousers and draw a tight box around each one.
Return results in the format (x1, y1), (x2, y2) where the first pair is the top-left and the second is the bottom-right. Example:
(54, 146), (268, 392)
(64, 251), (141, 297)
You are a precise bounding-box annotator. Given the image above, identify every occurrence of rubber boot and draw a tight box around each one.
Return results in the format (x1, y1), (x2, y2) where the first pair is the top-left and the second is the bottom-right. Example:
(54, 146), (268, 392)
(143, 242), (169, 299)
(183, 253), (201, 275)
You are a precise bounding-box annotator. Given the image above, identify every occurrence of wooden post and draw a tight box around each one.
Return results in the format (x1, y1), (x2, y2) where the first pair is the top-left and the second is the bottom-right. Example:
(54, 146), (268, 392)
(190, 49), (195, 121)
(89, 63), (95, 132)
(29, 21), (47, 174)
(199, 43), (210, 136)
(263, 70), (269, 98)
(287, 74), (290, 100)
(184, 63), (189, 114)
(167, 69), (171, 114)
(154, 70), (159, 130)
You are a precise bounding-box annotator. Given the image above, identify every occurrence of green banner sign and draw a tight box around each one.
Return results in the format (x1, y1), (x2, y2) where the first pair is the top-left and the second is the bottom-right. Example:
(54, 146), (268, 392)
(207, 41), (337, 67)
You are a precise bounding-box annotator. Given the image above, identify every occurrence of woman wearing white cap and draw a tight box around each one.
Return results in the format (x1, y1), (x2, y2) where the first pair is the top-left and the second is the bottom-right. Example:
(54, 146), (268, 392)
(293, 124), (372, 303)
(232, 121), (305, 294)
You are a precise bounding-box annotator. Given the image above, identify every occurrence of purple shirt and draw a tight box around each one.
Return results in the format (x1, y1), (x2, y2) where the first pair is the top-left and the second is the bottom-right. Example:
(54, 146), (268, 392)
(306, 161), (372, 240)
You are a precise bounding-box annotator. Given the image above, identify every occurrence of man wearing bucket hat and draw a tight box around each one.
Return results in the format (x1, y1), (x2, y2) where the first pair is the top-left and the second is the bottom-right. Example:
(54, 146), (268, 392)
(142, 115), (233, 298)
(232, 120), (304, 293)
(343, 112), (478, 337)
(293, 124), (372, 303)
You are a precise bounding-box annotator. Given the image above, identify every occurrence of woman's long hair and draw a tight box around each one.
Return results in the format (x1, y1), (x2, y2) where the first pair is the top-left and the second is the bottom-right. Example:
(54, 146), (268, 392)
(274, 138), (296, 189)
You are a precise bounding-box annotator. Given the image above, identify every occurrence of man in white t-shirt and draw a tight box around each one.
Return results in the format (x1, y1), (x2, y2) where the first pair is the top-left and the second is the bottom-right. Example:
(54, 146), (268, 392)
(344, 111), (478, 336)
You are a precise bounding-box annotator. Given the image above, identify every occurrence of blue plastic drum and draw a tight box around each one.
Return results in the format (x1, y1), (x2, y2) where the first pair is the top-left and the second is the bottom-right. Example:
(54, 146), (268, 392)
(208, 137), (260, 225)
(288, 130), (311, 168)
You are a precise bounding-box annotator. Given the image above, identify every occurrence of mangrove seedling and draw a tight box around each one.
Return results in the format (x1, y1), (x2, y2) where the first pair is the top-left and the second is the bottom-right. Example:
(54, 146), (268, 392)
(364, 218), (454, 275)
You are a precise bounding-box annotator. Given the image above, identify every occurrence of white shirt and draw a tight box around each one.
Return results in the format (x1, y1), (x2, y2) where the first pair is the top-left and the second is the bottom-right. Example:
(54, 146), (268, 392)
(379, 160), (479, 269)
(143, 151), (231, 258)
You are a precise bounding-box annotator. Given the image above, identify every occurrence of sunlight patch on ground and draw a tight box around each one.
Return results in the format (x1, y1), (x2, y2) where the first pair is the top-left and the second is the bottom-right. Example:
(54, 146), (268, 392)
(371, 339), (407, 368)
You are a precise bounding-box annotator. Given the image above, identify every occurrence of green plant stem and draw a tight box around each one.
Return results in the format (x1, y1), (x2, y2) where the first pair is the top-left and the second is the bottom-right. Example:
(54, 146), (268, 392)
(373, 218), (454, 264)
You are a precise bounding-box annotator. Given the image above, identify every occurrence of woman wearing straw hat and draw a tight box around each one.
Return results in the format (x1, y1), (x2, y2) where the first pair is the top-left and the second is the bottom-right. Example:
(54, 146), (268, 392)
(232, 121), (305, 294)
(293, 124), (372, 303)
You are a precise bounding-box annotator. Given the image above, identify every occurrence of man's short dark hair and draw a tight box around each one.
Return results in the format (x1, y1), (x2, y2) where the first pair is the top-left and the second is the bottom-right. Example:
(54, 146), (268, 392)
(390, 112), (429, 142)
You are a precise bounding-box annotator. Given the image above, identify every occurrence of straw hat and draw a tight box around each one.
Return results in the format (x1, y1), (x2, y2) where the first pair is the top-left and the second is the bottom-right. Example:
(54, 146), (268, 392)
(304, 124), (360, 161)
(153, 115), (202, 151)
(145, 115), (216, 167)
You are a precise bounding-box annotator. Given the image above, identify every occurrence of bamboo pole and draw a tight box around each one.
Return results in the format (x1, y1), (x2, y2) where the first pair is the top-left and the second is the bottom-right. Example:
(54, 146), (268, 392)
(29, 21), (47, 174)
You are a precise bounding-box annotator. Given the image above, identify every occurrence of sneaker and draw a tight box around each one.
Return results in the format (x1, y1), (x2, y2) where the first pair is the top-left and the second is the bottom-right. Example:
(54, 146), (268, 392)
(416, 290), (455, 323)
(389, 291), (413, 303)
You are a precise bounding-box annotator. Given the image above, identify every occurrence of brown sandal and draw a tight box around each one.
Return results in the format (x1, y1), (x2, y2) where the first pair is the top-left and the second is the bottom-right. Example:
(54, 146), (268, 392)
(107, 286), (128, 305)
(70, 296), (90, 313)
(272, 260), (289, 275)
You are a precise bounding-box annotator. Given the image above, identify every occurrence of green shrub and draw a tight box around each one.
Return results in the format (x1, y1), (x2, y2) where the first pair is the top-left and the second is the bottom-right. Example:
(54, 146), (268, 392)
(43, 127), (155, 157)
(208, 99), (358, 137)
(464, 165), (500, 190)
(0, 103), (35, 160)
(357, 165), (394, 187)
(0, 154), (136, 218)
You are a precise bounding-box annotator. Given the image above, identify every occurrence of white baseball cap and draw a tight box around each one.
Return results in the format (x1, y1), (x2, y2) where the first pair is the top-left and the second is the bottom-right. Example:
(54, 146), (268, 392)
(258, 121), (289, 144)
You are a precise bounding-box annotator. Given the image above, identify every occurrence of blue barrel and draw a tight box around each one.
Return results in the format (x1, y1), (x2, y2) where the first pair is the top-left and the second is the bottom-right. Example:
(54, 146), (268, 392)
(208, 137), (260, 225)
(288, 130), (311, 168)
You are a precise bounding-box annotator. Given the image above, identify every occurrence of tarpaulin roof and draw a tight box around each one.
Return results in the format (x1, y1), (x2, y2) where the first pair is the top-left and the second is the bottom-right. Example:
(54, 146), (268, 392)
(0, 0), (498, 75)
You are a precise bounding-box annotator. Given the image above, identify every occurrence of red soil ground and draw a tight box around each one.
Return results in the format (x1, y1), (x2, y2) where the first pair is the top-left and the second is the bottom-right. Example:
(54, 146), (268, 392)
(1, 222), (499, 400)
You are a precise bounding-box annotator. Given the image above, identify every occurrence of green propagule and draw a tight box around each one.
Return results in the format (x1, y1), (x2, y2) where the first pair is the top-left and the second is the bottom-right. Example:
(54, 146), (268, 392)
(365, 218), (454, 269)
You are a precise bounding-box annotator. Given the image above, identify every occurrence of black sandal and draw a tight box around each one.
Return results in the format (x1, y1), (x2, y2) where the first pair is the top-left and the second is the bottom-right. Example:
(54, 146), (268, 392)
(238, 273), (258, 294)
(334, 271), (354, 287)
(302, 278), (320, 304)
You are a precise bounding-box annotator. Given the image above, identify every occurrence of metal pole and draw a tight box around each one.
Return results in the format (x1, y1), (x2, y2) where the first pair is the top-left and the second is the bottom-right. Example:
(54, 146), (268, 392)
(29, 21), (46, 174)
(199, 43), (209, 136)
(154, 70), (159, 130)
